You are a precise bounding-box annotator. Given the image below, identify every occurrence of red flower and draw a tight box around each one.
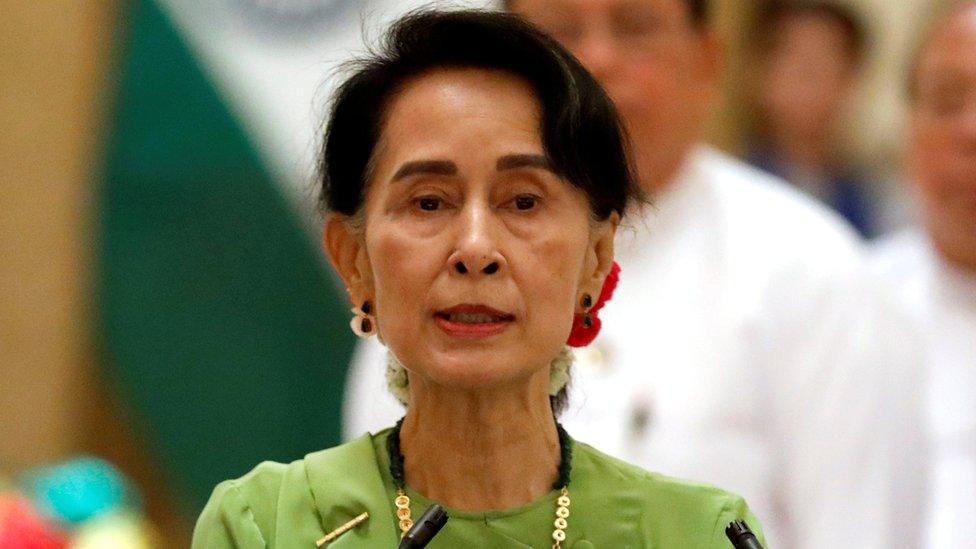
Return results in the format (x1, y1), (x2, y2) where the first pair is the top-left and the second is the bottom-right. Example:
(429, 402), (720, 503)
(566, 262), (620, 347)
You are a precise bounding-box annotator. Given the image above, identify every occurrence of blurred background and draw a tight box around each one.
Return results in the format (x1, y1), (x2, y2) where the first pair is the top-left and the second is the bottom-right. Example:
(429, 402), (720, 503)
(0, 0), (947, 544)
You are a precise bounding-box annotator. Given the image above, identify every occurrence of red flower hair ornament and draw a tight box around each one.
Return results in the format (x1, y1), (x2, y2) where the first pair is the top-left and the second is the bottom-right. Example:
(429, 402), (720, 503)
(566, 261), (620, 348)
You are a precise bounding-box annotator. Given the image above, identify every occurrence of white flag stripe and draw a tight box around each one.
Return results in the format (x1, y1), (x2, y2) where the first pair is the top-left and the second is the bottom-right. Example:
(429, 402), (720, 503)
(156, 0), (488, 222)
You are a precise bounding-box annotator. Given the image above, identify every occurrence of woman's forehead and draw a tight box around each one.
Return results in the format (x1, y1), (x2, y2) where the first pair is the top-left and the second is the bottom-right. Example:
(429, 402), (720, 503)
(368, 68), (545, 178)
(393, 66), (538, 103)
(384, 69), (540, 135)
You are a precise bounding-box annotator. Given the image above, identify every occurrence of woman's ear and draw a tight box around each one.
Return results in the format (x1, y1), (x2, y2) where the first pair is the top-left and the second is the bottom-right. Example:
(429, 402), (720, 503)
(584, 211), (619, 292)
(323, 215), (372, 304)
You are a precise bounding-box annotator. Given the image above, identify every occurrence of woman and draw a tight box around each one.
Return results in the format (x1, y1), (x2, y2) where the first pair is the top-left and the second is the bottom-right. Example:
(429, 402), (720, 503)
(193, 9), (764, 548)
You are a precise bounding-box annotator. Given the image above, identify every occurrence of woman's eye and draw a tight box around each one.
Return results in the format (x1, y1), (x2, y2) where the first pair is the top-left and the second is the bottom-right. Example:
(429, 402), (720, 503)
(416, 197), (442, 211)
(513, 195), (538, 211)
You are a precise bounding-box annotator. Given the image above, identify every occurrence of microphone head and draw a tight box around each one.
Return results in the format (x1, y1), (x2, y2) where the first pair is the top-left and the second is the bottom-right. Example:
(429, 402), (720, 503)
(726, 520), (751, 537)
(417, 503), (448, 529)
(398, 504), (449, 549)
(725, 520), (764, 549)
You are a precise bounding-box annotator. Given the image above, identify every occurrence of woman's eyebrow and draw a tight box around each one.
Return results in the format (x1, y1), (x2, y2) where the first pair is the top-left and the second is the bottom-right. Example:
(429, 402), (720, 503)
(392, 160), (457, 181)
(496, 154), (552, 172)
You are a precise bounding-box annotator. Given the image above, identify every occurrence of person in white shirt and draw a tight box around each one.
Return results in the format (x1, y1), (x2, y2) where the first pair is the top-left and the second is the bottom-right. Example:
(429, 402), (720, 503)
(871, 4), (976, 546)
(344, 1), (925, 546)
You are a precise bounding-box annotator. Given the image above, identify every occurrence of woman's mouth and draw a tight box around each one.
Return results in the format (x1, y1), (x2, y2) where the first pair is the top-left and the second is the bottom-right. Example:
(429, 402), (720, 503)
(434, 305), (515, 338)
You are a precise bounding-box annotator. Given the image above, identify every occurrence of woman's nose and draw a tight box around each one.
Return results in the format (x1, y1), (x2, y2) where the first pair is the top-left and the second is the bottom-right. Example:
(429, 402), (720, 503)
(453, 260), (499, 275)
(449, 207), (505, 276)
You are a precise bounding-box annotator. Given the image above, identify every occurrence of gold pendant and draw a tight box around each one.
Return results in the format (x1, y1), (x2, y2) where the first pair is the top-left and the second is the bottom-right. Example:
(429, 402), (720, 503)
(395, 489), (414, 536)
(551, 487), (571, 549)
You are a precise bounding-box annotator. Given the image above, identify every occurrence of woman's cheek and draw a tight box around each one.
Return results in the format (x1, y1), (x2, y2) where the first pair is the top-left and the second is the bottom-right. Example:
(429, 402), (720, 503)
(522, 238), (585, 336)
(368, 229), (434, 335)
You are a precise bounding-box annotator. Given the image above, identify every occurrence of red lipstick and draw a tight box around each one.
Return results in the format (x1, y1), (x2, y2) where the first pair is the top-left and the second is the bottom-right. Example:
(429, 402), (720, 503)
(434, 304), (515, 338)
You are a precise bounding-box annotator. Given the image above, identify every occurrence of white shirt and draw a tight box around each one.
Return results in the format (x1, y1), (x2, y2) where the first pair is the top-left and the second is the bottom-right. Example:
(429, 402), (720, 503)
(343, 146), (926, 548)
(872, 230), (976, 549)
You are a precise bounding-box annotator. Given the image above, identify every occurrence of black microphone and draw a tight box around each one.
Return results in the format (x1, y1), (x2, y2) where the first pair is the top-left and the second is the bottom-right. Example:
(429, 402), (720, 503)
(398, 504), (449, 549)
(726, 520), (764, 549)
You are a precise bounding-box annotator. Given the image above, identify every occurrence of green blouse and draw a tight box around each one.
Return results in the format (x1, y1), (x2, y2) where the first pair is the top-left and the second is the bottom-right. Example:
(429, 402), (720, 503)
(192, 429), (765, 548)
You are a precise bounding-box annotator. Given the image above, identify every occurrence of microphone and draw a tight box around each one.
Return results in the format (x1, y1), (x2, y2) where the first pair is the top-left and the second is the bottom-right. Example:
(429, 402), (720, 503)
(398, 504), (449, 549)
(726, 520), (764, 549)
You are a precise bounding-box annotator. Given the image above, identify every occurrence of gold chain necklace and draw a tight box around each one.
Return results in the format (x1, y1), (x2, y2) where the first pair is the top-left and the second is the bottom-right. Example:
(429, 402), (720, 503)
(388, 419), (574, 547)
(393, 486), (572, 548)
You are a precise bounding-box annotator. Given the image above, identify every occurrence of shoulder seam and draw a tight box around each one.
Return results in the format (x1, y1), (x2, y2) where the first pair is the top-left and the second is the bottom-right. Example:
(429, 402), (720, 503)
(302, 457), (326, 539)
(710, 494), (735, 543)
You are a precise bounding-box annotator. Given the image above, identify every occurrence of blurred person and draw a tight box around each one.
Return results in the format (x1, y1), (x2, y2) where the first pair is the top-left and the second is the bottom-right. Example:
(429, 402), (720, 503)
(194, 10), (765, 547)
(345, 1), (925, 547)
(748, 1), (878, 237)
(871, 3), (976, 546)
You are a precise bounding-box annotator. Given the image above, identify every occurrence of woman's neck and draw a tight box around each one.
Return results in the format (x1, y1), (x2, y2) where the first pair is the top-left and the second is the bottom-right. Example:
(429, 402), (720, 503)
(398, 373), (561, 512)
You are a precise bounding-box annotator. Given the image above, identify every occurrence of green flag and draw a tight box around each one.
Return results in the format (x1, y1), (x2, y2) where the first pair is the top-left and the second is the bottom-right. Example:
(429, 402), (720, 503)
(97, 0), (356, 514)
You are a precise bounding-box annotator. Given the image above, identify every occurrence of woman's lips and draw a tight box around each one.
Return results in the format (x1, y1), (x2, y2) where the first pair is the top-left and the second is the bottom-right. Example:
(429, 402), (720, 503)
(434, 304), (515, 338)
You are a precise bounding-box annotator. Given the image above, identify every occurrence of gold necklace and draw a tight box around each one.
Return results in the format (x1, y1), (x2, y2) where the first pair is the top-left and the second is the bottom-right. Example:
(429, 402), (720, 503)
(393, 486), (572, 548)
(388, 418), (574, 547)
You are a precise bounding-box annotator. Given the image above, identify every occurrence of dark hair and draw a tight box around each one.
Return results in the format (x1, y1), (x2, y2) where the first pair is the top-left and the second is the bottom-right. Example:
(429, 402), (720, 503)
(756, 1), (869, 65)
(318, 9), (639, 224)
(503, 0), (710, 29)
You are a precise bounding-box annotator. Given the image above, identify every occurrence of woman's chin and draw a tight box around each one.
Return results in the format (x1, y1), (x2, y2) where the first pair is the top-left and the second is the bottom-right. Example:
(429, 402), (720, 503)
(412, 352), (540, 394)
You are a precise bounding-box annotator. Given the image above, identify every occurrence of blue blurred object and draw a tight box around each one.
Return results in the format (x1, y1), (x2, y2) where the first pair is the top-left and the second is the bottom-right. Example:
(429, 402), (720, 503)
(19, 457), (136, 526)
(747, 146), (877, 238)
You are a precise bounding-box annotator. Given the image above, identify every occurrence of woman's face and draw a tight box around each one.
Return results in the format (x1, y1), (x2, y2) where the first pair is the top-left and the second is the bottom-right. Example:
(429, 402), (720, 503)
(332, 68), (615, 394)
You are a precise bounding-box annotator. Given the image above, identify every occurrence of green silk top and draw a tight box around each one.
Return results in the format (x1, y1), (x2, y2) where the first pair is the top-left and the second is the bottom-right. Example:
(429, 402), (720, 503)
(192, 428), (765, 548)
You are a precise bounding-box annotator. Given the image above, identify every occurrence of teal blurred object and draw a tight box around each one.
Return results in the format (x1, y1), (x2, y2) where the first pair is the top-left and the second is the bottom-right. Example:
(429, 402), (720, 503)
(19, 457), (133, 526)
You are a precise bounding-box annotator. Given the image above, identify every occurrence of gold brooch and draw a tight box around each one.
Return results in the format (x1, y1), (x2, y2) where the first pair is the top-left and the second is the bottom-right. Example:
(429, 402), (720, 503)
(315, 511), (370, 547)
